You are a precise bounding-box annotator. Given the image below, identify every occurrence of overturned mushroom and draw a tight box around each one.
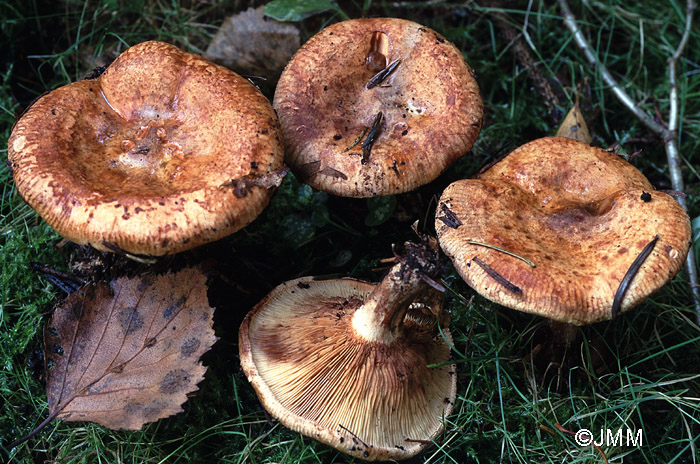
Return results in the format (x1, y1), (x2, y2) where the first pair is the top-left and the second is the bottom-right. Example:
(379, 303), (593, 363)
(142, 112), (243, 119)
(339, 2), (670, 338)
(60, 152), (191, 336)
(8, 41), (285, 256)
(239, 240), (456, 461)
(436, 137), (690, 326)
(274, 18), (483, 197)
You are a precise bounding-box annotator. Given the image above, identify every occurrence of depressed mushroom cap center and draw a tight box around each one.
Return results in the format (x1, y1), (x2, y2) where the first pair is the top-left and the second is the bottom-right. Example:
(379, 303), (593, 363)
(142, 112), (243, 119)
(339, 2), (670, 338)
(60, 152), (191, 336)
(8, 41), (285, 256)
(274, 17), (483, 197)
(436, 137), (691, 324)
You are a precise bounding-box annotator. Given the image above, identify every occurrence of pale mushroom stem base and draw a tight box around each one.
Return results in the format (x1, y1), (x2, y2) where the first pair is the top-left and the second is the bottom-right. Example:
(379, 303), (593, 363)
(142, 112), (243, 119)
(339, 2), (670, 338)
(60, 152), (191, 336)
(352, 241), (442, 344)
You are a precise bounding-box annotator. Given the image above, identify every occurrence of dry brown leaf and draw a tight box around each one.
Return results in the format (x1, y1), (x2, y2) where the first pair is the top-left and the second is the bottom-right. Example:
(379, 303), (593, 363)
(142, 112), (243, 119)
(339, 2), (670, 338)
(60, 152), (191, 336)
(44, 268), (216, 430)
(556, 99), (592, 143)
(204, 6), (300, 82)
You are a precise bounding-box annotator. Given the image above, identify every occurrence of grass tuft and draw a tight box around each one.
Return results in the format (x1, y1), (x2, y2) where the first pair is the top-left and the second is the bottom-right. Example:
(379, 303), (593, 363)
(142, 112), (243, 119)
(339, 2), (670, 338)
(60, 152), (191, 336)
(1, 1), (699, 463)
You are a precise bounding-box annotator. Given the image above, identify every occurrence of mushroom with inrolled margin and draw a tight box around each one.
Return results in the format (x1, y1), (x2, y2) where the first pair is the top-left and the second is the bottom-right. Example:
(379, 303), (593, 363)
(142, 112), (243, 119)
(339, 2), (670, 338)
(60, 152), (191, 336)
(436, 137), (690, 338)
(273, 17), (483, 197)
(8, 41), (285, 257)
(239, 239), (456, 461)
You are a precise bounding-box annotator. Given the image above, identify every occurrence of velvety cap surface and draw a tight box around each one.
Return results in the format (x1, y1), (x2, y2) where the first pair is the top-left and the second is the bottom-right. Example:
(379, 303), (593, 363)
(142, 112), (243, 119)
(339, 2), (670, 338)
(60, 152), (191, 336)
(274, 18), (482, 197)
(436, 137), (691, 325)
(9, 41), (284, 256)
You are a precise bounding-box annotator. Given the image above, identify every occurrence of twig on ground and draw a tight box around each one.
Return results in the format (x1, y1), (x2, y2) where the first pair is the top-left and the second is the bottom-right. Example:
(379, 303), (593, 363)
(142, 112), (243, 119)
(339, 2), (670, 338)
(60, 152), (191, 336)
(558, 0), (700, 324)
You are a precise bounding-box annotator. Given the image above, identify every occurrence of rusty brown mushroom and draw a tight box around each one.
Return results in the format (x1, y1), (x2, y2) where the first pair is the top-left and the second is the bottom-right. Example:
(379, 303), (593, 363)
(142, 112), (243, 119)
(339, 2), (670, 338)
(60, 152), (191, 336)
(436, 136), (690, 327)
(8, 41), (285, 256)
(274, 17), (483, 197)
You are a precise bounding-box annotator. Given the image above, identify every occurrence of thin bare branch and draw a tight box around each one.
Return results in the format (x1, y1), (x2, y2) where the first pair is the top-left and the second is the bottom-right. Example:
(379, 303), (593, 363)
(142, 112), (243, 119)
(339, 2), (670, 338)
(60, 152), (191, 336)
(557, 0), (665, 136)
(558, 0), (700, 323)
(666, 0), (700, 324)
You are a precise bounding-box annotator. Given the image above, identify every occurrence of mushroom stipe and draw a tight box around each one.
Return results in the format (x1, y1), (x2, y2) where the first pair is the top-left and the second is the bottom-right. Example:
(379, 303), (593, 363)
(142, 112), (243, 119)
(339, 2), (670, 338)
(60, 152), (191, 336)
(239, 239), (456, 461)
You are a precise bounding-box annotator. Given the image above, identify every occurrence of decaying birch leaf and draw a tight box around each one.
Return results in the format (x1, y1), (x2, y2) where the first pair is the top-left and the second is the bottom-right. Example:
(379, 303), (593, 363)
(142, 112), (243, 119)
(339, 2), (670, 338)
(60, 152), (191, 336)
(556, 98), (592, 144)
(44, 268), (216, 430)
(204, 6), (300, 82)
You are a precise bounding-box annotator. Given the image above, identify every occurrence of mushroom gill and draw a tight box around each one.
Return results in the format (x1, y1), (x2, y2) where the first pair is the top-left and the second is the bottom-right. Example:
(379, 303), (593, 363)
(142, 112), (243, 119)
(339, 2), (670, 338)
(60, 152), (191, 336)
(239, 240), (456, 461)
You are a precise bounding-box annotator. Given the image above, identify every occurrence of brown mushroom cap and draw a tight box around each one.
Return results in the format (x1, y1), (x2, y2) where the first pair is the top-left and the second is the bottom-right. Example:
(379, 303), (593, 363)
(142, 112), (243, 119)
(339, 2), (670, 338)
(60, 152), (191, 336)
(436, 136), (691, 325)
(239, 252), (456, 460)
(8, 41), (284, 256)
(273, 18), (483, 197)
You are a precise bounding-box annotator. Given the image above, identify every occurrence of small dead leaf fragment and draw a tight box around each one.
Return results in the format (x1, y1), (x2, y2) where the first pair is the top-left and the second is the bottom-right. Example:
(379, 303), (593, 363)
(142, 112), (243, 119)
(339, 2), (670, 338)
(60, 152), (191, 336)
(221, 167), (289, 198)
(318, 166), (348, 179)
(204, 6), (301, 82)
(556, 100), (592, 144)
(44, 268), (217, 430)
